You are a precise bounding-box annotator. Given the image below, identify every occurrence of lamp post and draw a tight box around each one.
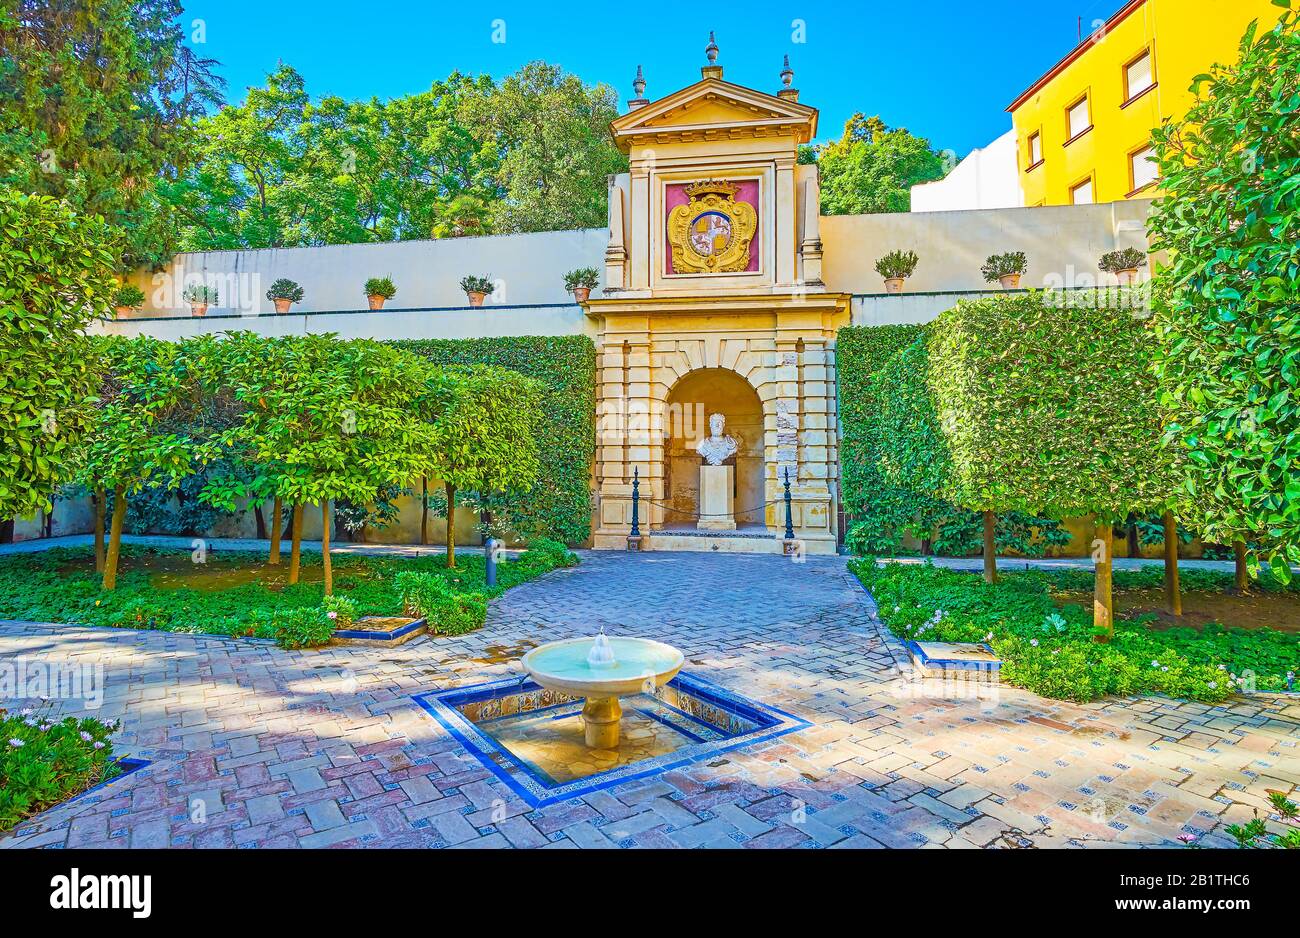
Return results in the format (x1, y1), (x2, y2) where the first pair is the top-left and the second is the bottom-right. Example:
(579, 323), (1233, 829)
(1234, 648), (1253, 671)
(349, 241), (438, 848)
(628, 466), (642, 551)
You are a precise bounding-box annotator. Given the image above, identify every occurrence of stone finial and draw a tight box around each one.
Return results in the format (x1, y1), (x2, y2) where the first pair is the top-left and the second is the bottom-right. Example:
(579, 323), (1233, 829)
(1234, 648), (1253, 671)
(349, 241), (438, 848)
(702, 31), (723, 79)
(777, 54), (799, 102)
(628, 64), (649, 109)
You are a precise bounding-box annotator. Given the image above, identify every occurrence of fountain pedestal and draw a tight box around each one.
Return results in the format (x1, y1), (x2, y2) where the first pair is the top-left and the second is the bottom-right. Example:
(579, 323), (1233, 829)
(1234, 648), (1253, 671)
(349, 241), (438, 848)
(581, 696), (623, 749)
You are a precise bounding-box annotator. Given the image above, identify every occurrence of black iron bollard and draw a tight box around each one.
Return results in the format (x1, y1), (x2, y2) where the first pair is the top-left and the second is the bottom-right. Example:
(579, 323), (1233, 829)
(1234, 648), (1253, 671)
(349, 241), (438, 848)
(783, 466), (795, 540)
(630, 467), (642, 537)
(484, 537), (498, 587)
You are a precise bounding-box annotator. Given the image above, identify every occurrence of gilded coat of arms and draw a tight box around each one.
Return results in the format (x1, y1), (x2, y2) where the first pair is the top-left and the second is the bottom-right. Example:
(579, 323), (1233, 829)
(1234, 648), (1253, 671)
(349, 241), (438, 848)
(666, 180), (758, 273)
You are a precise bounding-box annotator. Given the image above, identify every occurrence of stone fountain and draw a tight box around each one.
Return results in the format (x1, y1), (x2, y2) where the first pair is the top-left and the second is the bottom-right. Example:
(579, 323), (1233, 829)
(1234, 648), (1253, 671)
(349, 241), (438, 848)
(521, 630), (684, 749)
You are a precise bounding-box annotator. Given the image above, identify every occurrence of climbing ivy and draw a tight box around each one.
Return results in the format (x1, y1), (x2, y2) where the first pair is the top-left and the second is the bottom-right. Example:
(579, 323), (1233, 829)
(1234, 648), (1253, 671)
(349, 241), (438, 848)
(392, 336), (595, 544)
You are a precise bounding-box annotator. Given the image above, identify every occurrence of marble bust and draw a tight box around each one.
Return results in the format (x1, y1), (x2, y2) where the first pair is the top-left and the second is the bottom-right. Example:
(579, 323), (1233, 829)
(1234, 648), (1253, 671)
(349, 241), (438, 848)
(696, 412), (738, 466)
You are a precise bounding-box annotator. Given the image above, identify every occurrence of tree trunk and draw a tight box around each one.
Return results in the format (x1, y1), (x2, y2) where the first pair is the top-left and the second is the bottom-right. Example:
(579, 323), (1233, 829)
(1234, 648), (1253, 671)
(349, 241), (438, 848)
(1233, 540), (1249, 593)
(268, 496), (283, 565)
(288, 502), (304, 584)
(420, 477), (429, 546)
(0, 518), (12, 544)
(1093, 521), (1114, 642)
(445, 482), (457, 568)
(1162, 511), (1181, 616)
(1125, 514), (1140, 558)
(93, 487), (106, 572)
(981, 510), (997, 584)
(253, 502), (267, 540)
(321, 501), (333, 595)
(102, 486), (127, 591)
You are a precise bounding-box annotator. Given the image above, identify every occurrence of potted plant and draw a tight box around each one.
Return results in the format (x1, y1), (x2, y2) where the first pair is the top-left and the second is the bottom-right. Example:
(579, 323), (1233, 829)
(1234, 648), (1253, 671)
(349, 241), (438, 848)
(873, 250), (919, 294)
(982, 251), (1028, 289)
(113, 284), (146, 316)
(364, 276), (397, 310)
(460, 274), (495, 307)
(563, 267), (599, 303)
(183, 283), (218, 317)
(1099, 247), (1147, 285)
(266, 278), (304, 313)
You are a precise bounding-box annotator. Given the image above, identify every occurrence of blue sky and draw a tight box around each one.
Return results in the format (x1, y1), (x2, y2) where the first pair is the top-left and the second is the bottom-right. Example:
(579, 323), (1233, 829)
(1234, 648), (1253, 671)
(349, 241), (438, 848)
(182, 0), (1122, 156)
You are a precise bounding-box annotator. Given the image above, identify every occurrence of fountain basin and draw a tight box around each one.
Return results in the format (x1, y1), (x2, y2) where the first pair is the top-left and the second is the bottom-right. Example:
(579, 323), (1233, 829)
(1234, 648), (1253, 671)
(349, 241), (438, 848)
(522, 636), (684, 749)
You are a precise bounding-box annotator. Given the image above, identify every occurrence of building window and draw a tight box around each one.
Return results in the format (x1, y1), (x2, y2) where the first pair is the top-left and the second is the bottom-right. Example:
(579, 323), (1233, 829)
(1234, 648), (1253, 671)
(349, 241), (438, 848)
(1027, 131), (1042, 168)
(1130, 145), (1158, 192)
(1124, 49), (1154, 102)
(1071, 177), (1094, 204)
(1066, 96), (1091, 141)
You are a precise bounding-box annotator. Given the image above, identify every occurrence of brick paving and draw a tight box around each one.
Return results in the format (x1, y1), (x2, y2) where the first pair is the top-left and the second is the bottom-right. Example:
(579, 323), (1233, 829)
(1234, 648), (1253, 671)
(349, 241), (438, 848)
(2, 550), (1297, 849)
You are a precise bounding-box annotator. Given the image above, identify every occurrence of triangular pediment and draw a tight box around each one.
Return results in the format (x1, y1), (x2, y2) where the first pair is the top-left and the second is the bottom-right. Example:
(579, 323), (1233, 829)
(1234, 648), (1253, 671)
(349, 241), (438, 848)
(611, 78), (817, 151)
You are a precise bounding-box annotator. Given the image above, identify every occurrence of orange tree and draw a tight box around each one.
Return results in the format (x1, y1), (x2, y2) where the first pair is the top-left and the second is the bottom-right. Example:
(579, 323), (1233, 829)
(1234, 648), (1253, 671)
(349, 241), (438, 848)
(78, 336), (209, 589)
(0, 189), (116, 534)
(428, 366), (542, 567)
(213, 333), (447, 593)
(1149, 6), (1300, 583)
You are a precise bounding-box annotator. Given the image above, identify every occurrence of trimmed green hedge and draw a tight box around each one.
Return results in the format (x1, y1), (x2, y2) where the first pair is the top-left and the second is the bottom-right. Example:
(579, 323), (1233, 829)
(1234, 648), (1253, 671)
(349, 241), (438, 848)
(392, 336), (596, 544)
(836, 324), (928, 552)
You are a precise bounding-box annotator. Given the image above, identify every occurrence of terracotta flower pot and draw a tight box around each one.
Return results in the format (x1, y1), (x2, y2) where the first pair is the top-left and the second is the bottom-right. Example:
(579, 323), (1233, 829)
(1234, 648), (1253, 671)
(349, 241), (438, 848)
(190, 303), (208, 317)
(467, 291), (487, 307)
(273, 298), (293, 314)
(884, 277), (905, 294)
(367, 294), (387, 311)
(1116, 267), (1140, 285)
(572, 286), (591, 303)
(114, 306), (132, 317)
(998, 273), (1022, 290)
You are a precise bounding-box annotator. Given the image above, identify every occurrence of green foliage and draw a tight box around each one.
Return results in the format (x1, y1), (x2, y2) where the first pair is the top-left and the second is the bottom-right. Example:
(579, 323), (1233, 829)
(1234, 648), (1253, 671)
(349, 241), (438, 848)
(0, 2), (223, 268)
(1099, 247), (1146, 273)
(459, 274), (495, 295)
(320, 593), (357, 629)
(164, 61), (623, 249)
(564, 267), (600, 291)
(271, 605), (334, 650)
(364, 276), (397, 299)
(836, 324), (939, 553)
(1149, 8), (1300, 581)
(851, 559), (1296, 701)
(0, 704), (119, 833)
(265, 278), (303, 302)
(393, 336), (596, 543)
(874, 249), (919, 280)
(459, 61), (626, 233)
(925, 292), (1179, 520)
(0, 189), (115, 520)
(0, 544), (570, 639)
(395, 571), (486, 635)
(810, 114), (948, 214)
(980, 251), (1027, 282)
(113, 284), (147, 309)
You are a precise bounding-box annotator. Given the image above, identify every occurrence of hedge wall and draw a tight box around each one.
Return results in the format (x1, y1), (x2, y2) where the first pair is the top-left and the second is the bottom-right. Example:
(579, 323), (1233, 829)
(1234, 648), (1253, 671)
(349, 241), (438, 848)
(836, 323), (929, 551)
(926, 292), (1177, 520)
(391, 336), (596, 544)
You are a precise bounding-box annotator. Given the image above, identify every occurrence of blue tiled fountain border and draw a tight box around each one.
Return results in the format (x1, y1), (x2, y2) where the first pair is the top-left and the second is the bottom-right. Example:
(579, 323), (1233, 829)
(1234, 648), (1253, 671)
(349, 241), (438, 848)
(413, 673), (811, 807)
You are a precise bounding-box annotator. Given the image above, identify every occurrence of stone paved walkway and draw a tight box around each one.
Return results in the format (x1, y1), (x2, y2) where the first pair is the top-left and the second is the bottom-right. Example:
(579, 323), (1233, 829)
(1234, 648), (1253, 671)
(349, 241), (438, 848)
(1, 551), (1297, 849)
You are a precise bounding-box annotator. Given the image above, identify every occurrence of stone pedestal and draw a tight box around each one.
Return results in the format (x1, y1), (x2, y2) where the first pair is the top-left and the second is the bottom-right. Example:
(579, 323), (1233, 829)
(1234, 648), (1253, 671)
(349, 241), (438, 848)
(698, 464), (736, 530)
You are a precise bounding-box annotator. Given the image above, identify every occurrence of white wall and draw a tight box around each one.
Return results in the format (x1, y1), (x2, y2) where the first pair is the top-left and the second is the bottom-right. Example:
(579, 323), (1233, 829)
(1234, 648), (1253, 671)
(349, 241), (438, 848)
(96, 304), (596, 342)
(124, 227), (608, 316)
(822, 199), (1152, 295)
(910, 129), (1022, 213)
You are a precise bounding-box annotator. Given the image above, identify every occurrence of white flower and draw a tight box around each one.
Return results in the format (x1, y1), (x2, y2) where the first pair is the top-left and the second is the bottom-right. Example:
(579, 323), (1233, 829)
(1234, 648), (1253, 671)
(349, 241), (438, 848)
(327, 611), (338, 620)
(1151, 660), (1160, 668)
(1030, 639), (1039, 647)
(18, 707), (32, 716)
(7, 738), (23, 748)
(23, 718), (37, 727)
(1208, 682), (1217, 689)
(1218, 664), (1227, 671)
(93, 741), (106, 750)
(79, 730), (93, 742)
(1161, 667), (1169, 673)
(985, 632), (994, 641)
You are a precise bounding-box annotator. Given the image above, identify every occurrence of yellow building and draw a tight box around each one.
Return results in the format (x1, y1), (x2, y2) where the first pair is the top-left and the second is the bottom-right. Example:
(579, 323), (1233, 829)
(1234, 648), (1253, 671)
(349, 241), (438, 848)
(1008, 0), (1284, 206)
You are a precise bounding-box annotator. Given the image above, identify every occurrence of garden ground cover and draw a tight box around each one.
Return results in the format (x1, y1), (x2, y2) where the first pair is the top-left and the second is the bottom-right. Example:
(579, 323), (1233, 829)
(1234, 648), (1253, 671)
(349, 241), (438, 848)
(852, 559), (1298, 703)
(0, 542), (575, 641)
